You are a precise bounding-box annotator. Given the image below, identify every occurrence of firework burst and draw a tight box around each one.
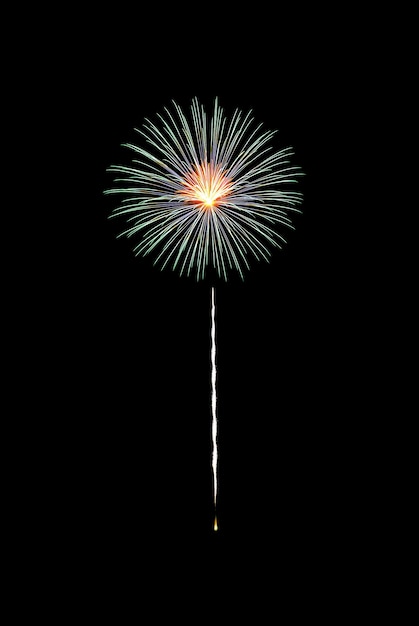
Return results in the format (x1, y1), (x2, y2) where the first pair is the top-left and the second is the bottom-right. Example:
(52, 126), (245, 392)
(104, 97), (303, 281)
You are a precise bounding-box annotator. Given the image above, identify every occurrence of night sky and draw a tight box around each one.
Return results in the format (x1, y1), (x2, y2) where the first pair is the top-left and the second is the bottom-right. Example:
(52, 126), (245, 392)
(30, 11), (382, 615)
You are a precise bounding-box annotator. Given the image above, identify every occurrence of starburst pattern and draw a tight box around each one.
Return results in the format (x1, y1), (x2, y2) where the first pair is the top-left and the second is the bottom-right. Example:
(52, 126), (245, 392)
(105, 98), (303, 280)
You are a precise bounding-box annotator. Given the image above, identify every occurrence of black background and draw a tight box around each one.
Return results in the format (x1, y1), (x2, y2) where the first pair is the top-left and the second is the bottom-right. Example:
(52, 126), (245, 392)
(17, 7), (393, 618)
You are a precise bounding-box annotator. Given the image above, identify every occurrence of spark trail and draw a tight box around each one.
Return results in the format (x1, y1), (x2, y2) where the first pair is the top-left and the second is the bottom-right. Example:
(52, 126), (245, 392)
(211, 287), (218, 531)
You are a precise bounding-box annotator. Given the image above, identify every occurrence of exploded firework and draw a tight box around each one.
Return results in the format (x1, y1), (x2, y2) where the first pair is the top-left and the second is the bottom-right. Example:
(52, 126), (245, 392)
(105, 97), (303, 532)
(105, 97), (303, 281)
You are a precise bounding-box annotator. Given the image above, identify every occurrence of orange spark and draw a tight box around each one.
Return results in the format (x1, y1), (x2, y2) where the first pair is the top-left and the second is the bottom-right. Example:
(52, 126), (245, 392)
(179, 162), (233, 210)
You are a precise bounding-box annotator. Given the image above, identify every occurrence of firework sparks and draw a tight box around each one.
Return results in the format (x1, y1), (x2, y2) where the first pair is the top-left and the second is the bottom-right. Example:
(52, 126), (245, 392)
(104, 97), (303, 281)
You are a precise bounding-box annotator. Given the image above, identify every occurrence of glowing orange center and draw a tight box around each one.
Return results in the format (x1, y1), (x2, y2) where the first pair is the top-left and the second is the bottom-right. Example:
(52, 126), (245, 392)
(180, 162), (232, 209)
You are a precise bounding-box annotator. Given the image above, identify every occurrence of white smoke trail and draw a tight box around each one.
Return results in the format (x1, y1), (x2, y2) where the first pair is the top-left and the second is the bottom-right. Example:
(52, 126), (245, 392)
(211, 287), (218, 527)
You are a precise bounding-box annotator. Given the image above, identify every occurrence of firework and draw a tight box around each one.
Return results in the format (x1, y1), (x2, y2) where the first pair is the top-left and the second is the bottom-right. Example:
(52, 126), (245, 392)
(105, 98), (303, 531)
(104, 97), (303, 281)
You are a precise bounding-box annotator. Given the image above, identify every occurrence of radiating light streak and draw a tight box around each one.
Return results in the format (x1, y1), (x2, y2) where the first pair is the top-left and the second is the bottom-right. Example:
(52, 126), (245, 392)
(211, 287), (218, 530)
(105, 97), (303, 281)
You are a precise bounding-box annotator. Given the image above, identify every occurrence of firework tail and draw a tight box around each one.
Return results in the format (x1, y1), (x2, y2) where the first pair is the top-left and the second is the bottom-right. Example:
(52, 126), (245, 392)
(211, 287), (218, 530)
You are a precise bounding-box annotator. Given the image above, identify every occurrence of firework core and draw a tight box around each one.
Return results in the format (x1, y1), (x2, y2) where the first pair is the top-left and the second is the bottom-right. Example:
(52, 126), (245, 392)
(181, 162), (232, 210)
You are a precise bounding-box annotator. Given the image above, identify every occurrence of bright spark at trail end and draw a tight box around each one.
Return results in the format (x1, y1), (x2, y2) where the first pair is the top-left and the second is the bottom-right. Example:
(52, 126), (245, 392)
(214, 515), (218, 532)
